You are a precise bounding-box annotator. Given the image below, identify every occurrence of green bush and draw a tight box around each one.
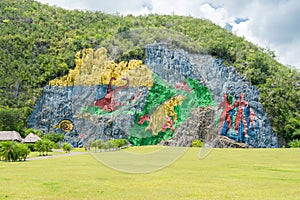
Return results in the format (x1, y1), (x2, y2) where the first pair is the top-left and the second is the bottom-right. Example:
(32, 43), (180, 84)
(102, 141), (115, 150)
(26, 143), (36, 151)
(292, 129), (300, 139)
(42, 132), (64, 143)
(35, 139), (54, 156)
(288, 139), (300, 148)
(0, 141), (19, 161)
(17, 143), (31, 161)
(110, 139), (128, 148)
(191, 140), (204, 148)
(24, 128), (42, 138)
(0, 141), (31, 161)
(90, 139), (127, 150)
(91, 139), (104, 150)
(62, 143), (72, 153)
(52, 142), (60, 149)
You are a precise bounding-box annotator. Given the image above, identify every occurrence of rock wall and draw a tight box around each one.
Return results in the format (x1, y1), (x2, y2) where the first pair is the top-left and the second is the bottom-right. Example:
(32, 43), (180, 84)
(28, 44), (278, 147)
(28, 85), (146, 147)
(144, 44), (278, 147)
(160, 106), (215, 147)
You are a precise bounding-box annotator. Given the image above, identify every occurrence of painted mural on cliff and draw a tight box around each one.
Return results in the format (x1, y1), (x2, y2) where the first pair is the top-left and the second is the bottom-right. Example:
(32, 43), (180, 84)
(217, 93), (258, 143)
(28, 44), (278, 147)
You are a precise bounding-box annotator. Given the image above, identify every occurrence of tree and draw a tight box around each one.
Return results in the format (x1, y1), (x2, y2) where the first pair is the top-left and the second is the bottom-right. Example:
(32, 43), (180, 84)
(90, 140), (97, 151)
(0, 141), (19, 161)
(24, 128), (42, 138)
(42, 132), (64, 143)
(35, 139), (54, 156)
(110, 139), (128, 148)
(0, 107), (28, 136)
(103, 140), (115, 150)
(17, 143), (31, 161)
(93, 139), (104, 150)
(62, 142), (72, 153)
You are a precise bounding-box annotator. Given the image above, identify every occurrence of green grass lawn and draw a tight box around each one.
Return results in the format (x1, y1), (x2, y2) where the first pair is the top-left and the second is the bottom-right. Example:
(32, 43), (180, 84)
(26, 150), (66, 158)
(1, 147), (300, 200)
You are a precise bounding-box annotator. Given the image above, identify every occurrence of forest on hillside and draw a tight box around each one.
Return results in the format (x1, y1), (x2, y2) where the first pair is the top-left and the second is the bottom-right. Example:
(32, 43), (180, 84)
(0, 0), (299, 145)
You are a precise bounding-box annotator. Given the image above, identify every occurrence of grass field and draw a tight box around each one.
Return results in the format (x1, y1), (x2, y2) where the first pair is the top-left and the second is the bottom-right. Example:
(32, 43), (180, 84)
(1, 147), (300, 200)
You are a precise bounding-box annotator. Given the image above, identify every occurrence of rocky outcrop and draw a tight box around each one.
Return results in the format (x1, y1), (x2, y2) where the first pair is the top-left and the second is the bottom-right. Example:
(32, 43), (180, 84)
(28, 44), (278, 148)
(160, 106), (214, 147)
(145, 44), (278, 148)
(213, 136), (250, 148)
(28, 84), (148, 147)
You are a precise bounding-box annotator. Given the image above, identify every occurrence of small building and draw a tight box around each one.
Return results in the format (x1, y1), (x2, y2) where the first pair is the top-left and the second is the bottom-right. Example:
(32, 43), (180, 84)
(23, 133), (41, 143)
(0, 131), (22, 142)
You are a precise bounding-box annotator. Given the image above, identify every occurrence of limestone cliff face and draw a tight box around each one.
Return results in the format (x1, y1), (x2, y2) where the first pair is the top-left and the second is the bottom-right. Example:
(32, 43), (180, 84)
(29, 48), (150, 147)
(28, 85), (146, 147)
(145, 44), (277, 147)
(28, 44), (278, 148)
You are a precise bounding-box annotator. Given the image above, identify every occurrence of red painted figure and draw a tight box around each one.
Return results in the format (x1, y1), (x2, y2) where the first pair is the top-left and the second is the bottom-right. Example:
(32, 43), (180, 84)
(218, 94), (232, 134)
(93, 77), (129, 112)
(161, 116), (175, 132)
(175, 81), (192, 94)
(138, 115), (175, 132)
(138, 115), (150, 124)
(249, 108), (256, 131)
(230, 93), (250, 138)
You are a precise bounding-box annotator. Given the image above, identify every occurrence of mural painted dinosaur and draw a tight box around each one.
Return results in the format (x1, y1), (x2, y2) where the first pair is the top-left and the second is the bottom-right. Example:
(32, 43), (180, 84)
(138, 95), (186, 135)
(93, 77), (129, 112)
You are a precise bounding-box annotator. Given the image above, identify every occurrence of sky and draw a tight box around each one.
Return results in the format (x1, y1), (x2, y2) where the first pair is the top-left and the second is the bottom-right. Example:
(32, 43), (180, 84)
(36, 0), (300, 70)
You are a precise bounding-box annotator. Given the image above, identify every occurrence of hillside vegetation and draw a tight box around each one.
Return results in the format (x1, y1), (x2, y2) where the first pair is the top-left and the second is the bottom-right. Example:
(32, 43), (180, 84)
(0, 0), (299, 145)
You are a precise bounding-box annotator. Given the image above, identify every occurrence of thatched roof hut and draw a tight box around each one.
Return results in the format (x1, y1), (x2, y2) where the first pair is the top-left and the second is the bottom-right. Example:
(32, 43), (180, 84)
(23, 133), (41, 143)
(0, 131), (22, 142)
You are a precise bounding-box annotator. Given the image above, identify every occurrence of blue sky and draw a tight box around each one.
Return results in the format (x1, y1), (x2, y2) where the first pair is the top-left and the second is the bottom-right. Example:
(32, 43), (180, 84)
(36, 0), (300, 70)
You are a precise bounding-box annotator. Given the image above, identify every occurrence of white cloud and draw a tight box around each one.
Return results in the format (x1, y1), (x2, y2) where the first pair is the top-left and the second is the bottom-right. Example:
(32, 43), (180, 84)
(36, 0), (300, 69)
(37, 0), (153, 14)
(197, 4), (234, 27)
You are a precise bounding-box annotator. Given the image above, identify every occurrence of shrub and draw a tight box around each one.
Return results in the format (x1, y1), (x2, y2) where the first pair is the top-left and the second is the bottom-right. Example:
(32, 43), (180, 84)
(17, 143), (30, 161)
(62, 143), (72, 153)
(91, 139), (104, 151)
(104, 141), (115, 150)
(0, 141), (19, 161)
(191, 139), (204, 147)
(110, 139), (128, 148)
(42, 132), (64, 143)
(35, 139), (54, 156)
(0, 141), (31, 161)
(52, 142), (60, 149)
(90, 139), (127, 151)
(24, 128), (42, 138)
(288, 139), (300, 148)
(95, 139), (104, 149)
(26, 143), (36, 151)
(292, 129), (300, 139)
(90, 141), (97, 151)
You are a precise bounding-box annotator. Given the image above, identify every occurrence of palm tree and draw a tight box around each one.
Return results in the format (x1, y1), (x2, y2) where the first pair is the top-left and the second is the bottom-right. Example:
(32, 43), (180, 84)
(18, 143), (31, 161)
(35, 139), (54, 156)
(0, 141), (19, 161)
